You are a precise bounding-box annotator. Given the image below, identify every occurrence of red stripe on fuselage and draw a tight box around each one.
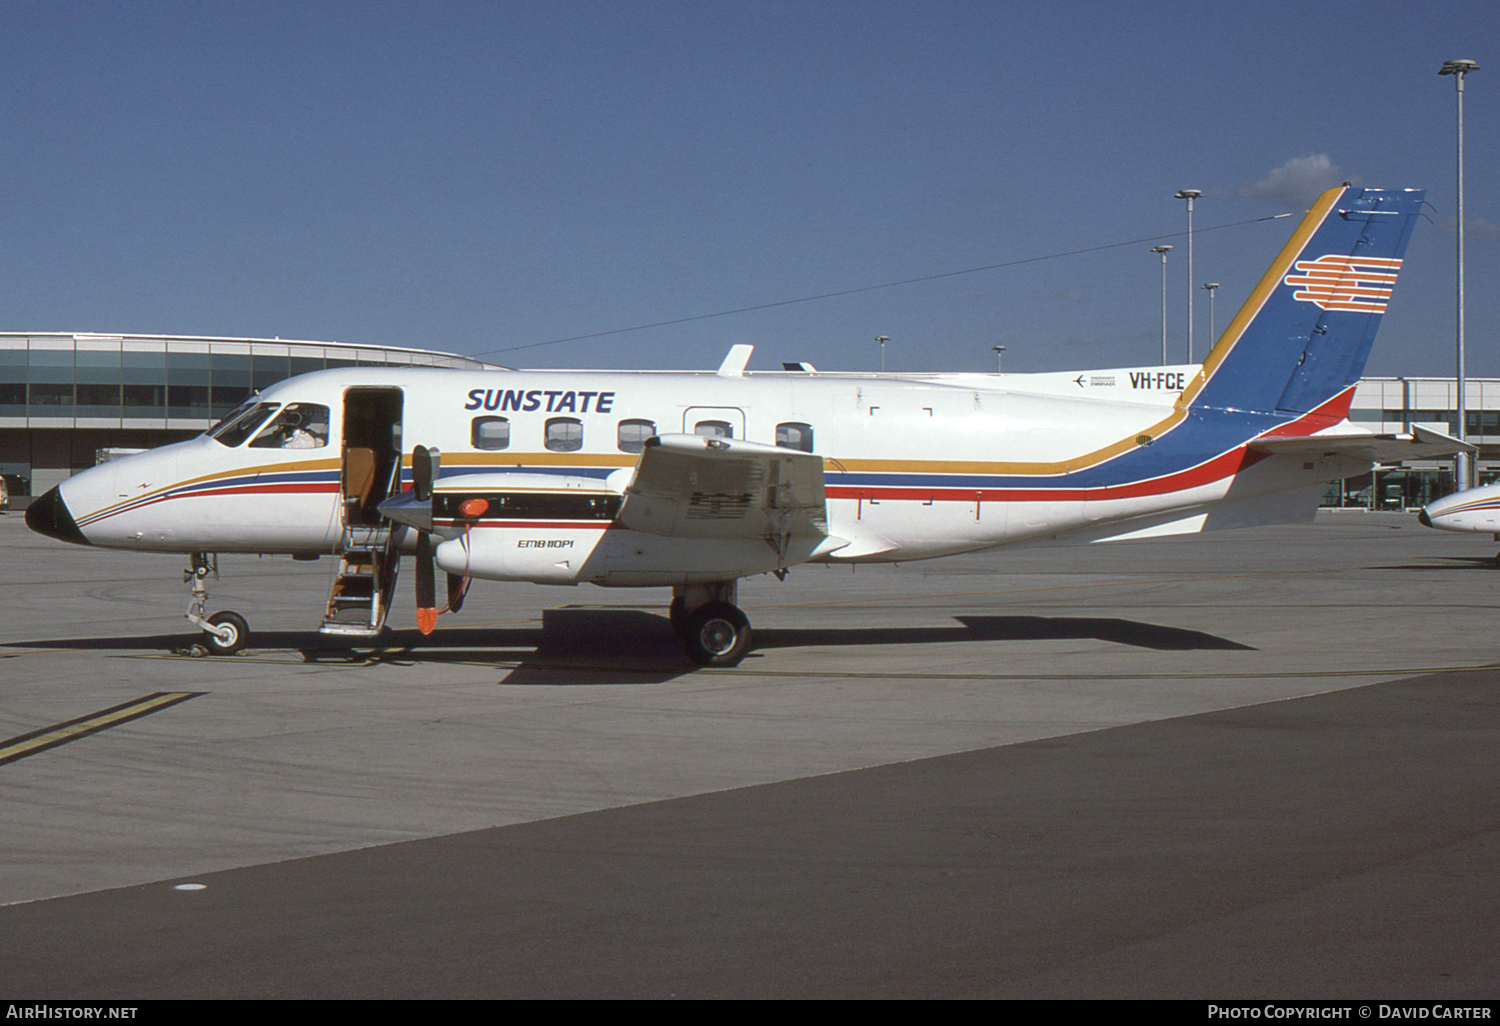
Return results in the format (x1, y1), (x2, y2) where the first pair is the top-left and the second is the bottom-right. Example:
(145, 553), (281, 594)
(827, 447), (1266, 503)
(187, 482), (341, 499)
(78, 481), (339, 525)
(823, 398), (1352, 505)
(433, 519), (613, 530)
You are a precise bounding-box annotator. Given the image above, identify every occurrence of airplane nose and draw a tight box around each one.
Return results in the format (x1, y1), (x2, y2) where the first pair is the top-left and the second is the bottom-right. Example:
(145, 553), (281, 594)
(1417, 507), (1433, 528)
(24, 486), (90, 545)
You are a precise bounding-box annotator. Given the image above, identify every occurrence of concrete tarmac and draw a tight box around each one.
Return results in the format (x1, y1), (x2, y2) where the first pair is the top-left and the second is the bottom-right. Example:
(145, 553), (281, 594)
(1, 509), (1497, 997)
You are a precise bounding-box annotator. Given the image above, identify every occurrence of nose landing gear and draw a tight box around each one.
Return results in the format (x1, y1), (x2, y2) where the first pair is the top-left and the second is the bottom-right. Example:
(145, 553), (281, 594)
(184, 553), (249, 655)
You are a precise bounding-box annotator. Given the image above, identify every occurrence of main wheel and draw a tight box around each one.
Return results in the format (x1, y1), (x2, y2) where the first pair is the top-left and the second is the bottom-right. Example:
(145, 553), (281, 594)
(204, 610), (249, 656)
(682, 602), (751, 667)
(668, 596), (689, 637)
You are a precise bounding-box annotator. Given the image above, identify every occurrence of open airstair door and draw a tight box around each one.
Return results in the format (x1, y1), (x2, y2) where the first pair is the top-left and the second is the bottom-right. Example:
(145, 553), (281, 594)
(341, 387), (405, 526)
(322, 386), (405, 637)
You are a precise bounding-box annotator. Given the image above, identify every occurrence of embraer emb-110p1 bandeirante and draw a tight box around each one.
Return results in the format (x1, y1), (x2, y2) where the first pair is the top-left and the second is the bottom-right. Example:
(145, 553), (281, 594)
(27, 185), (1468, 665)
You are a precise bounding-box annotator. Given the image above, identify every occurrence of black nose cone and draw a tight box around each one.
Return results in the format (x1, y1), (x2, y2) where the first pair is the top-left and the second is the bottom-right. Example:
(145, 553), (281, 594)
(1417, 508), (1432, 528)
(25, 487), (89, 545)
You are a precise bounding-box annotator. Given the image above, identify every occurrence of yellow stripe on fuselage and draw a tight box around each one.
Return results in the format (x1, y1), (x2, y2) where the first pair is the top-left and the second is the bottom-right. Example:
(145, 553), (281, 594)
(825, 412), (1188, 477)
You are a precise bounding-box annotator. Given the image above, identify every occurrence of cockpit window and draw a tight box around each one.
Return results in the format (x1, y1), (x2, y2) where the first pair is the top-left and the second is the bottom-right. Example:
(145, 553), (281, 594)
(207, 401), (280, 447)
(249, 403), (331, 449)
(205, 398), (258, 437)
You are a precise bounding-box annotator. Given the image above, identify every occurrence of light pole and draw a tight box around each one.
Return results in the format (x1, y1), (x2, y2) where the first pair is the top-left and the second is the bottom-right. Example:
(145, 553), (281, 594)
(1175, 190), (1202, 362)
(1201, 283), (1220, 352)
(875, 336), (889, 373)
(1440, 58), (1478, 490)
(991, 345), (1005, 374)
(1151, 246), (1172, 364)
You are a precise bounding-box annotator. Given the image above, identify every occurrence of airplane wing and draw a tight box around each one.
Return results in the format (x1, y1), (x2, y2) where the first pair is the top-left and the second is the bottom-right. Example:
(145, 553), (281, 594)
(1248, 424), (1473, 463)
(617, 434), (829, 558)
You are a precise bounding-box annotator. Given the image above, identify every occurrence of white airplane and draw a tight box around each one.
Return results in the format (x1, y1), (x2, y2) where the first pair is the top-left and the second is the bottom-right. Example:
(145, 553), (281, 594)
(1419, 484), (1500, 561)
(27, 184), (1467, 665)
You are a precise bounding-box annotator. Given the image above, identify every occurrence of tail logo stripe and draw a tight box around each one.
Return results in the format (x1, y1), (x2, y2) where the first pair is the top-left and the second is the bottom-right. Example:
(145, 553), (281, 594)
(1284, 255), (1404, 313)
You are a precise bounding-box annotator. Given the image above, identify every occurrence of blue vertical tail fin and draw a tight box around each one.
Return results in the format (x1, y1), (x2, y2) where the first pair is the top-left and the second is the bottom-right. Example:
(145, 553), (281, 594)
(1181, 185), (1425, 421)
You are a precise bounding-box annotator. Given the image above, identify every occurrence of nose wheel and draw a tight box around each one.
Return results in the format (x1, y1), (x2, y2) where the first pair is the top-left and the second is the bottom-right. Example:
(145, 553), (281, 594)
(203, 610), (249, 656)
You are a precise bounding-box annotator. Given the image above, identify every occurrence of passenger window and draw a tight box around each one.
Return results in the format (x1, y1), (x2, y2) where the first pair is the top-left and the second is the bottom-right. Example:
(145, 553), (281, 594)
(250, 403), (331, 449)
(617, 418), (656, 454)
(694, 420), (732, 439)
(471, 416), (510, 450)
(775, 422), (814, 452)
(545, 417), (583, 452)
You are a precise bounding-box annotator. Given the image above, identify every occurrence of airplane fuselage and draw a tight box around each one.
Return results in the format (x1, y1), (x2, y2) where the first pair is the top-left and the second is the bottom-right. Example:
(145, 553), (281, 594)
(46, 361), (1355, 570)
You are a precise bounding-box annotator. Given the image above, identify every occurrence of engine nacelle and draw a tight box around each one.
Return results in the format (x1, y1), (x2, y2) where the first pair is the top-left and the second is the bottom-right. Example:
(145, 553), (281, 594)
(434, 524), (602, 584)
(424, 446), (829, 585)
(425, 468), (822, 586)
(434, 524), (807, 586)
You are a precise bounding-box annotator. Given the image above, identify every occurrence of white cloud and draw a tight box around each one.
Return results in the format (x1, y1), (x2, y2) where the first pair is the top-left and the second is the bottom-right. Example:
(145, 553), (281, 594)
(1238, 154), (1357, 206)
(1467, 217), (1500, 241)
(1436, 216), (1500, 240)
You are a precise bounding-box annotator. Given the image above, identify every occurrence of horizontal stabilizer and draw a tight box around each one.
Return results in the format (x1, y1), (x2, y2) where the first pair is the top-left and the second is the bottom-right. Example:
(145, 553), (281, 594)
(1249, 424), (1473, 463)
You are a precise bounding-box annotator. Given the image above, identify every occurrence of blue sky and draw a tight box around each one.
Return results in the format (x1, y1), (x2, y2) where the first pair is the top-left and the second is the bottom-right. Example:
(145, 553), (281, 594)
(4, 0), (1496, 378)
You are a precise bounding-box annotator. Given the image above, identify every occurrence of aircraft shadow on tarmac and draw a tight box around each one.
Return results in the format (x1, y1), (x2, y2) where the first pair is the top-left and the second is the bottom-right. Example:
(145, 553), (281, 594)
(2, 608), (1253, 685)
(1373, 555), (1500, 572)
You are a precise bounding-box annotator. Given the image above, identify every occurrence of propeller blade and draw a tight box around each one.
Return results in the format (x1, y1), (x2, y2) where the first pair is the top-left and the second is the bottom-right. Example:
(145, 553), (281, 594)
(412, 445), (441, 502)
(447, 572), (467, 614)
(415, 531), (437, 635)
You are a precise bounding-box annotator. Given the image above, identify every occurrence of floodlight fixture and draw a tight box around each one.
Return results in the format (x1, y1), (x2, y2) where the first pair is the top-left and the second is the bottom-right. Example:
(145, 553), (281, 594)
(1175, 190), (1203, 361)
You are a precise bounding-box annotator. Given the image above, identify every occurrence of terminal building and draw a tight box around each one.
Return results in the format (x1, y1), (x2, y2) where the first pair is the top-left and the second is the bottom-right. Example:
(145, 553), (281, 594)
(1341, 377), (1500, 510)
(0, 332), (1491, 511)
(0, 333), (493, 497)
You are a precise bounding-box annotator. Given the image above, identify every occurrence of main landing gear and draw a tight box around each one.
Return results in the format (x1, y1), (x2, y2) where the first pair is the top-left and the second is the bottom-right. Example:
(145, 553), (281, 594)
(185, 553), (249, 656)
(670, 581), (752, 667)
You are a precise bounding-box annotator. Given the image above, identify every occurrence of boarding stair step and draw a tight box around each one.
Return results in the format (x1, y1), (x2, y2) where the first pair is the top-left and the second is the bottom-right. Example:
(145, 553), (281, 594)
(318, 527), (401, 637)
